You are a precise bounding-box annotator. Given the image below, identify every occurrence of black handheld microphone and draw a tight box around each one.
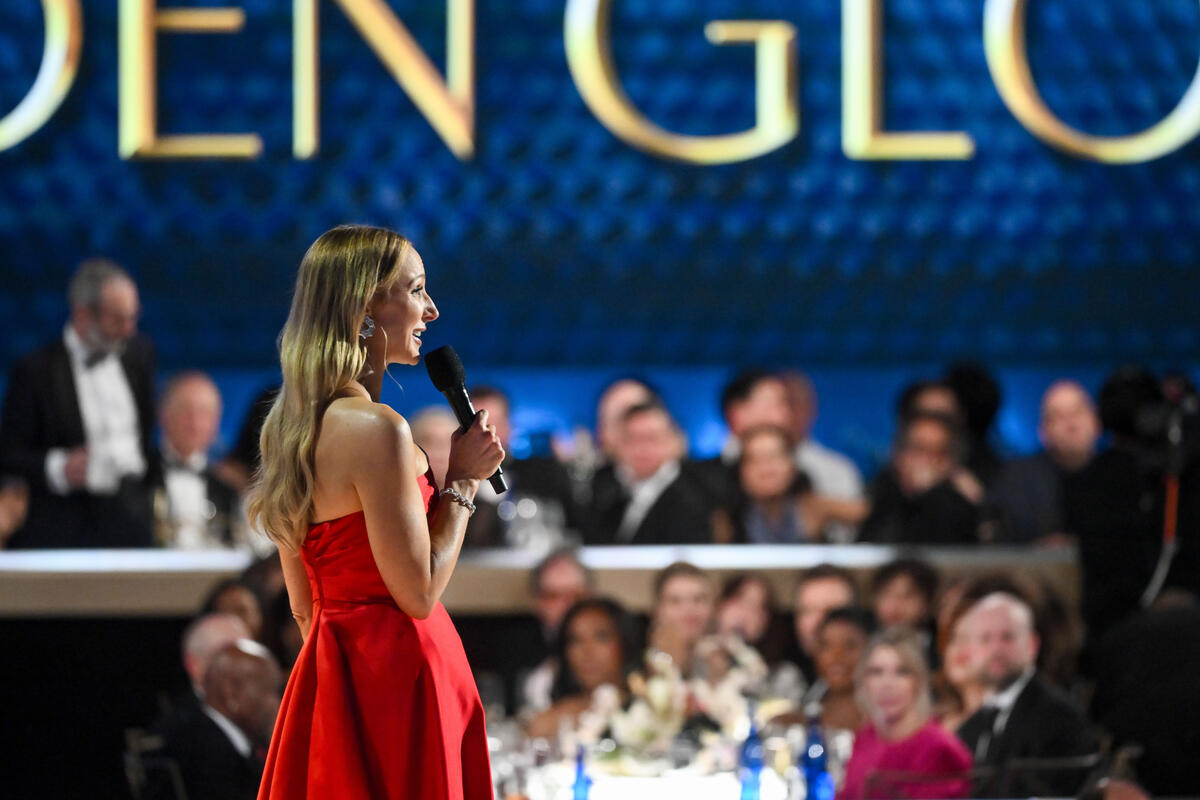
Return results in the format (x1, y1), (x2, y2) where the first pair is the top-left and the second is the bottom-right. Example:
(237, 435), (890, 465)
(424, 345), (508, 494)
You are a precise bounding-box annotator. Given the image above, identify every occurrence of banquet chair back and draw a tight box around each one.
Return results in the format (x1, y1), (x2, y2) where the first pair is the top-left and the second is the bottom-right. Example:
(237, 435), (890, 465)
(123, 727), (189, 800)
(862, 765), (991, 799)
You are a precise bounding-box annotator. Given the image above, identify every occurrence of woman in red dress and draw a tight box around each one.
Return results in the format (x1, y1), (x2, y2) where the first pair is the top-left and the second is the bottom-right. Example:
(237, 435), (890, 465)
(248, 225), (504, 799)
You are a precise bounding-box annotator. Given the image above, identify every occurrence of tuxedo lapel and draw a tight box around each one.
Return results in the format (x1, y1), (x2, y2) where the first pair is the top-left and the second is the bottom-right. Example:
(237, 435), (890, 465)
(47, 342), (85, 445)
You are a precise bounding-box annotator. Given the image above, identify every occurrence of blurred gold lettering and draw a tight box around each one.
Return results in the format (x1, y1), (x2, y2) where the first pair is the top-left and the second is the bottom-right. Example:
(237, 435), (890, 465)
(842, 0), (974, 159)
(293, 0), (475, 159)
(0, 0), (83, 152)
(564, 0), (798, 164)
(118, 0), (262, 159)
(984, 0), (1200, 163)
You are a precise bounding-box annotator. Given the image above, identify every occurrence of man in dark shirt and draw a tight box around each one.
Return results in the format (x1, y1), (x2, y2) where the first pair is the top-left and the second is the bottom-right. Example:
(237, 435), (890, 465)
(990, 380), (1099, 543)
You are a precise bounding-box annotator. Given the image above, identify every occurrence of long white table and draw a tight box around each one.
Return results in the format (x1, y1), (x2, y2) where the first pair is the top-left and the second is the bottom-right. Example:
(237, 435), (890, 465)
(0, 544), (1078, 617)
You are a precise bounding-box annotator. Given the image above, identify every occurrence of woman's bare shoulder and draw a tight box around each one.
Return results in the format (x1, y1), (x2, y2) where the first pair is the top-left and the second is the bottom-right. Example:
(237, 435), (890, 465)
(319, 397), (413, 463)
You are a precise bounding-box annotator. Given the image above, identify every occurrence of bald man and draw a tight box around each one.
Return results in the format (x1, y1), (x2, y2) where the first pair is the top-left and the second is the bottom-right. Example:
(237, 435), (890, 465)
(956, 593), (1096, 798)
(0, 259), (156, 547)
(147, 640), (282, 800)
(149, 371), (242, 549)
(988, 380), (1100, 543)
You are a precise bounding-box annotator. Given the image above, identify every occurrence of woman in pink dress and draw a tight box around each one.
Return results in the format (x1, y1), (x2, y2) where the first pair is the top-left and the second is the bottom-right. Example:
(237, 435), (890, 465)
(248, 225), (505, 799)
(839, 627), (973, 800)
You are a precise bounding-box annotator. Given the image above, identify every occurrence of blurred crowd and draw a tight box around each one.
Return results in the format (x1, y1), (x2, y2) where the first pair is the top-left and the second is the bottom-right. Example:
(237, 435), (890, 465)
(132, 550), (1200, 798)
(3, 260), (1198, 798)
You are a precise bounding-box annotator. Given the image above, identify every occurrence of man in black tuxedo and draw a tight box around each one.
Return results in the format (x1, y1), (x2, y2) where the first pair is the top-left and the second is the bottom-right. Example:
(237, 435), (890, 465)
(585, 402), (713, 545)
(149, 372), (244, 549)
(957, 592), (1097, 798)
(145, 640), (282, 800)
(0, 259), (155, 548)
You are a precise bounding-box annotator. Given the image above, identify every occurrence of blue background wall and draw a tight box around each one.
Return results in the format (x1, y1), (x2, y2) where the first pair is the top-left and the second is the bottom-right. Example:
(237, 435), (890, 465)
(2, 0), (1198, 470)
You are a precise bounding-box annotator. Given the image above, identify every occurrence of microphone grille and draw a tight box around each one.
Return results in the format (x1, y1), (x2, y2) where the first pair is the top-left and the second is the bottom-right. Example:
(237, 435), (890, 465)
(425, 345), (466, 392)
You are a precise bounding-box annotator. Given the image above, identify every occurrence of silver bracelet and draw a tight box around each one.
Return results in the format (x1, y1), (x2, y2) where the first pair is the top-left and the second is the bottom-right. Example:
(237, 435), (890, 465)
(439, 487), (476, 516)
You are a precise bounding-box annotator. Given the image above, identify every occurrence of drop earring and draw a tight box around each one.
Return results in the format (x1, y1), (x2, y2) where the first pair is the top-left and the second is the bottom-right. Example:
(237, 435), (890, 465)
(359, 315), (375, 340)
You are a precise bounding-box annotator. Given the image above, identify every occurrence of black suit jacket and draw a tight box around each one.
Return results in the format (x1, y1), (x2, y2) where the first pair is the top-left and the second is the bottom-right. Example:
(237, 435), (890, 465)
(584, 461), (714, 545)
(957, 673), (1098, 798)
(0, 336), (155, 548)
(144, 705), (263, 800)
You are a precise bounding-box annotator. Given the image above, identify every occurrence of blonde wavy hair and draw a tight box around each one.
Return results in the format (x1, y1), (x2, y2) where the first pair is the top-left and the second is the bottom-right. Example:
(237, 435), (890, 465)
(247, 225), (411, 551)
(855, 626), (934, 726)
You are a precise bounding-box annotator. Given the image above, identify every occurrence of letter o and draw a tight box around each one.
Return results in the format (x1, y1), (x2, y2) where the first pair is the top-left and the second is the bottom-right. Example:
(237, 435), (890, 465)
(984, 0), (1200, 163)
(0, 0), (83, 152)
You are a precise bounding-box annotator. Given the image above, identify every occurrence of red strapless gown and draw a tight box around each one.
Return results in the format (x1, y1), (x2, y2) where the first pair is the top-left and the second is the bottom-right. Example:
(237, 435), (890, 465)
(258, 473), (493, 799)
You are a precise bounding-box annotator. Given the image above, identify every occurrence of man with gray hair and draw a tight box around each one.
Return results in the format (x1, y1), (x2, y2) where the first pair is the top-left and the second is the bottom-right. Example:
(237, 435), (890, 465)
(146, 639), (282, 800)
(956, 592), (1096, 797)
(0, 258), (156, 547)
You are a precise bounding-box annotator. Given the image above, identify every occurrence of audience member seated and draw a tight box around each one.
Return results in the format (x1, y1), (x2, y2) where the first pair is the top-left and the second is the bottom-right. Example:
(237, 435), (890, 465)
(813, 607), (874, 733)
(897, 380), (987, 506)
(944, 363), (1005, 490)
(170, 612), (252, 718)
(715, 572), (776, 659)
(518, 548), (595, 713)
(0, 258), (156, 548)
(859, 411), (981, 544)
(524, 598), (640, 740)
(149, 372), (245, 550)
(990, 380), (1100, 544)
(718, 572), (805, 703)
(594, 377), (659, 466)
(841, 627), (973, 800)
(791, 563), (859, 684)
(694, 369), (793, 507)
(0, 476), (29, 548)
(202, 578), (266, 643)
(933, 594), (985, 733)
(646, 562), (715, 677)
(145, 640), (282, 800)
(871, 557), (940, 665)
(1090, 591), (1200, 799)
(712, 426), (866, 544)
(584, 402), (713, 544)
(779, 370), (865, 541)
(926, 592), (984, 734)
(956, 592), (1097, 798)
(465, 385), (581, 549)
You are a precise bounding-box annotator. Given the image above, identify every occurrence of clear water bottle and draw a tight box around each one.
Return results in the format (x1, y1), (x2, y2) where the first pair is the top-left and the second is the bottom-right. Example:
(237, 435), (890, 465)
(739, 716), (765, 800)
(803, 708), (835, 800)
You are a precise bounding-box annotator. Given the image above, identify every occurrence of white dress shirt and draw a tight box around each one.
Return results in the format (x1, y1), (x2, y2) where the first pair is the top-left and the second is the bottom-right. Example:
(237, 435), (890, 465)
(985, 665), (1036, 738)
(161, 445), (225, 550)
(615, 460), (681, 543)
(45, 326), (146, 495)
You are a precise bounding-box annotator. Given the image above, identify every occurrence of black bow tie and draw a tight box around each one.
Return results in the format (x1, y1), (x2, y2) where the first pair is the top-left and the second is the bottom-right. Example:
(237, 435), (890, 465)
(83, 349), (109, 368)
(164, 456), (204, 475)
